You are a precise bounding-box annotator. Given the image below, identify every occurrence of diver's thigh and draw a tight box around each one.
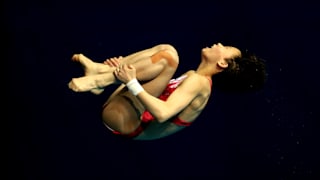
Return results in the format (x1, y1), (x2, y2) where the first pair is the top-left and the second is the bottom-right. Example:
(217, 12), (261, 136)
(102, 94), (142, 134)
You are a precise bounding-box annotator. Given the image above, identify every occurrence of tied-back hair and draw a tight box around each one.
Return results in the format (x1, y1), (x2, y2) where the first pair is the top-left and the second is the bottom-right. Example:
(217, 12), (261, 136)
(212, 49), (267, 93)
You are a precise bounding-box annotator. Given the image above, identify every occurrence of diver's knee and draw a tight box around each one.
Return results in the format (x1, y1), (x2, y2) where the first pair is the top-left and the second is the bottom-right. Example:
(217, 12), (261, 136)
(164, 44), (179, 65)
(155, 44), (178, 59)
(151, 45), (179, 68)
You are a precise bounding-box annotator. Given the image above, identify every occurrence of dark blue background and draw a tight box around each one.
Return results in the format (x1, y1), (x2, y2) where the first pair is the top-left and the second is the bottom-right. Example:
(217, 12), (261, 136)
(6, 0), (318, 179)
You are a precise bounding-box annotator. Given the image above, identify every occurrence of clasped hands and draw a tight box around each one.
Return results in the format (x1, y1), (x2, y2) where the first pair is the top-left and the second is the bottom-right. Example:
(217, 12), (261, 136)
(104, 56), (136, 84)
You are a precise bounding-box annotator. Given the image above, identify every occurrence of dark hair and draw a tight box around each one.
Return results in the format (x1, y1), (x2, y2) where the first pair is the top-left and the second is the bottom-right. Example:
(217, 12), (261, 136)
(212, 50), (267, 93)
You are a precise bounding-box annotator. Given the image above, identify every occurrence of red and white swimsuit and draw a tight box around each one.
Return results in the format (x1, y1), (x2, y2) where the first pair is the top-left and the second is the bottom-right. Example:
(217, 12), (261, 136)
(110, 75), (211, 138)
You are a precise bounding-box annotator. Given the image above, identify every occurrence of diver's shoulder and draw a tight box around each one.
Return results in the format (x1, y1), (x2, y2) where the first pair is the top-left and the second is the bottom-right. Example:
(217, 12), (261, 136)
(185, 70), (196, 76)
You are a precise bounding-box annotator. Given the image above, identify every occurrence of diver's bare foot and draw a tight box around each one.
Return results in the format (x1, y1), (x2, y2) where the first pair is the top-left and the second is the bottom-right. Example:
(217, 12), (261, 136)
(71, 54), (105, 94)
(68, 76), (97, 93)
(71, 54), (99, 76)
(90, 88), (104, 95)
(68, 74), (110, 95)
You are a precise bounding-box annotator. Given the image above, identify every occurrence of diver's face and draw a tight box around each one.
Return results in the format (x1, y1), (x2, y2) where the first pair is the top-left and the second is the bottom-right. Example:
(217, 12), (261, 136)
(202, 43), (241, 63)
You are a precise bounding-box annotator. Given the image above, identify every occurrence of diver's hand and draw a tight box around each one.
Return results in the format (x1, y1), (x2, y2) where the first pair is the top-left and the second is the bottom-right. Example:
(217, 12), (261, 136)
(114, 64), (136, 84)
(103, 56), (123, 67)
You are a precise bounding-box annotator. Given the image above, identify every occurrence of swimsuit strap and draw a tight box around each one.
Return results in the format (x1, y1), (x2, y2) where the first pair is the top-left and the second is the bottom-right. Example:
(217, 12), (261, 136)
(171, 117), (192, 126)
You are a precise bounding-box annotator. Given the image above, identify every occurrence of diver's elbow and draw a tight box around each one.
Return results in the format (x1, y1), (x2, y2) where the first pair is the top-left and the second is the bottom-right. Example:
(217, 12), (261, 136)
(155, 112), (170, 123)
